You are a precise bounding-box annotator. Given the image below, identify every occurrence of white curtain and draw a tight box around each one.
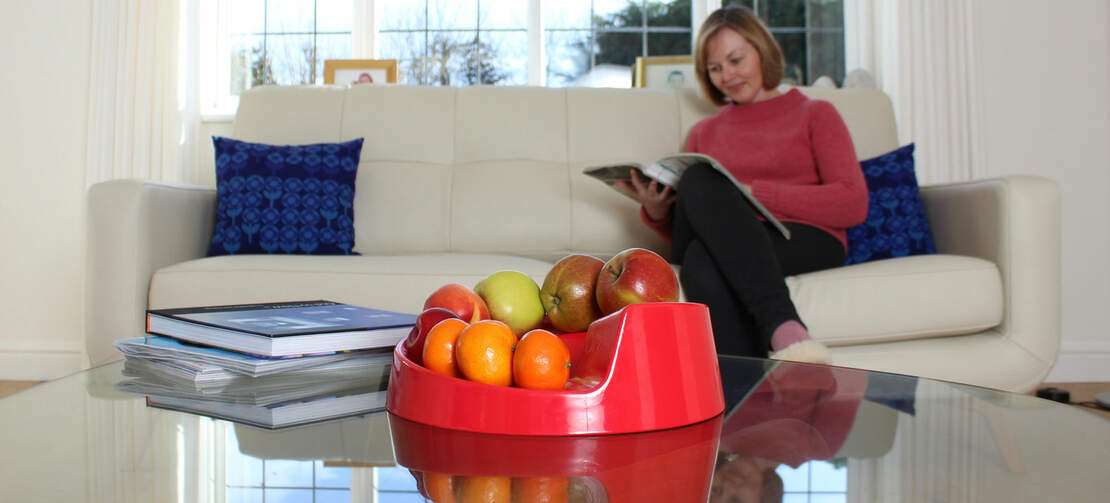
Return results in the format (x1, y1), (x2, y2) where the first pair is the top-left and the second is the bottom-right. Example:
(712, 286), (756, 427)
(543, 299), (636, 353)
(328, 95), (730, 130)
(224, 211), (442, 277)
(86, 0), (201, 187)
(844, 0), (987, 185)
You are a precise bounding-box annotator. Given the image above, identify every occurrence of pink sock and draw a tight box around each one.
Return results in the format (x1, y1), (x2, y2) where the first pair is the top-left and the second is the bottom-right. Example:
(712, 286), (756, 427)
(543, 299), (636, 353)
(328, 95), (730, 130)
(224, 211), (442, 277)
(770, 320), (810, 351)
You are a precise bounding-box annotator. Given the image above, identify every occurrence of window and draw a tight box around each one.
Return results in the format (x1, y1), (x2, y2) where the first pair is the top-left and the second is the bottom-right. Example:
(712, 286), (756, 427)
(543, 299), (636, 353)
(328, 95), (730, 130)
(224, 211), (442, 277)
(544, 0), (692, 87)
(201, 0), (844, 115)
(227, 0), (355, 91)
(377, 0), (529, 86)
(723, 0), (845, 86)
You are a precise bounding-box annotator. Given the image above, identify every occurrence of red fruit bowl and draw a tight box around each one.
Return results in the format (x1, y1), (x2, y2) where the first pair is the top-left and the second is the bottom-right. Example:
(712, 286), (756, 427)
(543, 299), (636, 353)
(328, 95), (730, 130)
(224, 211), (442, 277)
(385, 302), (724, 436)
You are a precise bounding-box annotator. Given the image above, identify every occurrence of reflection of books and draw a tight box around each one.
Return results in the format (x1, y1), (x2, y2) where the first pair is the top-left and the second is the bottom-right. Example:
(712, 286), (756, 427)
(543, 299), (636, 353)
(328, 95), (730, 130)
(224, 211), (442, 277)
(118, 362), (389, 406)
(583, 153), (791, 239)
(114, 335), (391, 380)
(146, 300), (416, 357)
(145, 385), (388, 430)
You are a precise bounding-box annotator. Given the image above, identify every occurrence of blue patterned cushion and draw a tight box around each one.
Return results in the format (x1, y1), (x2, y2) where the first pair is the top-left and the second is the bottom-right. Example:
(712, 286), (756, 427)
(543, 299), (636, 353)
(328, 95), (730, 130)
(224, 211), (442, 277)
(208, 136), (363, 256)
(845, 143), (937, 265)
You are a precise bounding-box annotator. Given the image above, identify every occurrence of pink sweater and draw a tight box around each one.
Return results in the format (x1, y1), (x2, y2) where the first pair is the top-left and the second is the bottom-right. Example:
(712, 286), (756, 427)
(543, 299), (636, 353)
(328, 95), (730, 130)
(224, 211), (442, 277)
(642, 88), (868, 249)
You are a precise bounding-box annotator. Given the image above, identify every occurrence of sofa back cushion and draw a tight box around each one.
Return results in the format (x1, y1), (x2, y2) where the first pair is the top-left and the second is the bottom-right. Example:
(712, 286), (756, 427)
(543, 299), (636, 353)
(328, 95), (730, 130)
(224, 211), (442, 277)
(234, 85), (899, 261)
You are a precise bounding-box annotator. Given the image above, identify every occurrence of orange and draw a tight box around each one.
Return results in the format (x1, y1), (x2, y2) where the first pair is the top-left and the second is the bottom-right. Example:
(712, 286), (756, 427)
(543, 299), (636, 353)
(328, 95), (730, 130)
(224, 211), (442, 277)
(455, 320), (516, 386)
(424, 472), (457, 503)
(512, 329), (571, 390)
(457, 476), (511, 503)
(422, 318), (469, 377)
(513, 476), (569, 503)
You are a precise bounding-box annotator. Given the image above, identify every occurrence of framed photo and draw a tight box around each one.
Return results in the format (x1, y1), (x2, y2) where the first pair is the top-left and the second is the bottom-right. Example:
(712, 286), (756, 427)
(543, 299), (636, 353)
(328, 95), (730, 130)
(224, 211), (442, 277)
(634, 56), (696, 90)
(323, 59), (399, 85)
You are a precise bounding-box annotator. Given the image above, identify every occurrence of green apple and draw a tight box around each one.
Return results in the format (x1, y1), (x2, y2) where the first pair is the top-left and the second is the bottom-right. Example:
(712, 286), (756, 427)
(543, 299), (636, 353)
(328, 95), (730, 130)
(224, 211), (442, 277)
(474, 270), (546, 336)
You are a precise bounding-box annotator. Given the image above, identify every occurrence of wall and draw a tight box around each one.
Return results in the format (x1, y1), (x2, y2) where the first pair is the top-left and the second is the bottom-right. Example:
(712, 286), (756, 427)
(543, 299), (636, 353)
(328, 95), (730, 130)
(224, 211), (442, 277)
(974, 0), (1110, 382)
(0, 0), (91, 379)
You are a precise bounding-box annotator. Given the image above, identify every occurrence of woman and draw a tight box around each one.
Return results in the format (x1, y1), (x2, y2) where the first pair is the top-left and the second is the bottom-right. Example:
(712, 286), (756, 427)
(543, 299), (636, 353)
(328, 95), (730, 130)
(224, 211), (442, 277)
(625, 6), (867, 362)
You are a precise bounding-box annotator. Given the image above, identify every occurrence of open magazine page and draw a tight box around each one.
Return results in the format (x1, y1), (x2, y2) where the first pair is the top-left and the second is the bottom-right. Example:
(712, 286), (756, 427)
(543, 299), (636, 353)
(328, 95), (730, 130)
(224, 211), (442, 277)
(584, 154), (792, 240)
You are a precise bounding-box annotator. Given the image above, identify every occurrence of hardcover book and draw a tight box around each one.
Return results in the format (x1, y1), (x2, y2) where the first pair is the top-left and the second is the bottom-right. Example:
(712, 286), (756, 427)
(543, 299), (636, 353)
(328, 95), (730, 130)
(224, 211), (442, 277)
(146, 300), (417, 357)
(583, 153), (791, 239)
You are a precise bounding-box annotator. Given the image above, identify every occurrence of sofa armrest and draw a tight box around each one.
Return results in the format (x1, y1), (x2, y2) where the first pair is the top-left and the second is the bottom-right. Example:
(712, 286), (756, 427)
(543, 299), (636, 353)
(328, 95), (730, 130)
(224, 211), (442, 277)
(919, 176), (1061, 378)
(85, 180), (217, 366)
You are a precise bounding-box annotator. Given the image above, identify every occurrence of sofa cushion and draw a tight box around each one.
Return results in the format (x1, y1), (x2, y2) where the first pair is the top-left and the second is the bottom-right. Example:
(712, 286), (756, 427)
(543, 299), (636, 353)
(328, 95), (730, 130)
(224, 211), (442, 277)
(149, 254), (557, 315)
(208, 136), (363, 256)
(846, 143), (937, 265)
(787, 254), (1002, 346)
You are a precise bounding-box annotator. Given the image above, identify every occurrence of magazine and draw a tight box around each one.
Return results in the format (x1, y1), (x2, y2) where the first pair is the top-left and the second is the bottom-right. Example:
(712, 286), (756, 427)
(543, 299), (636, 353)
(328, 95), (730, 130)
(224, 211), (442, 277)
(583, 153), (791, 239)
(146, 300), (416, 357)
(114, 335), (392, 379)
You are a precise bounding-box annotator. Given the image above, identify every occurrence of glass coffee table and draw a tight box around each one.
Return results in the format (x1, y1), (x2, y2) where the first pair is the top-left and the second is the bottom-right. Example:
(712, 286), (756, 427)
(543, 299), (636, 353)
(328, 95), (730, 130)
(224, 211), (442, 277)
(1, 356), (1107, 502)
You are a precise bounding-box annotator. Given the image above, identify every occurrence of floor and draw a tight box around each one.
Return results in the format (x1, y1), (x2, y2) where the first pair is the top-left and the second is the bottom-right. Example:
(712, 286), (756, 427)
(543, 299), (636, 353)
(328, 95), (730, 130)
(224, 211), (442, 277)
(1, 380), (1108, 419)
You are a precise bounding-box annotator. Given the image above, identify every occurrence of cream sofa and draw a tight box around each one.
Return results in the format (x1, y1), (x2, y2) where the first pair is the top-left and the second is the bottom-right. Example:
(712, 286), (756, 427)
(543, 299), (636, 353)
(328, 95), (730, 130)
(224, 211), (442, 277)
(86, 84), (1060, 392)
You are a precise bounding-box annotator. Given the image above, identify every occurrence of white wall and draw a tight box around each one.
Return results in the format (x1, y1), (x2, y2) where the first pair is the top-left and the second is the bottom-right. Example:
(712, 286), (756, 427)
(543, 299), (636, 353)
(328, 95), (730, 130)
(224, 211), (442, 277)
(0, 0), (91, 379)
(974, 0), (1110, 382)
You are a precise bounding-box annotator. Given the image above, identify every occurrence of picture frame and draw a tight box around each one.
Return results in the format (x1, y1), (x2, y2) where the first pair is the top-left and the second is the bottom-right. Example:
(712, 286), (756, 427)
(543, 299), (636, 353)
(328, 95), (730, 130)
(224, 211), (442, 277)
(634, 56), (696, 90)
(323, 59), (399, 85)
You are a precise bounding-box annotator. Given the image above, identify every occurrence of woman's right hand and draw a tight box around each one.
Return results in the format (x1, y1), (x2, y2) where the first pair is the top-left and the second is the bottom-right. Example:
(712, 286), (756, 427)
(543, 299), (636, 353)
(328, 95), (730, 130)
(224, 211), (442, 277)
(617, 169), (677, 222)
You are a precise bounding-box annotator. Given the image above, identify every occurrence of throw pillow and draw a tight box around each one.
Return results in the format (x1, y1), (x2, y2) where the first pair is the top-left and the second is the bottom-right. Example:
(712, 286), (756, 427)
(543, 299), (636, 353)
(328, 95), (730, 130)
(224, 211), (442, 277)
(845, 143), (937, 265)
(208, 136), (364, 256)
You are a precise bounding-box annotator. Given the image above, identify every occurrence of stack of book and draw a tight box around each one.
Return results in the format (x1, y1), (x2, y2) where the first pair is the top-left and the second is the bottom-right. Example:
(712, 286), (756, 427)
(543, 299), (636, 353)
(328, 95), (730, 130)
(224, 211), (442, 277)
(115, 300), (417, 429)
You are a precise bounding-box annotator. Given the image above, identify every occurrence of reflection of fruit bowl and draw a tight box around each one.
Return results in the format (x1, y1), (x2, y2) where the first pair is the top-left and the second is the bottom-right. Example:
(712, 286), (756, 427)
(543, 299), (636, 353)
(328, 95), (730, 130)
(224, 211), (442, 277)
(390, 412), (722, 503)
(386, 302), (724, 436)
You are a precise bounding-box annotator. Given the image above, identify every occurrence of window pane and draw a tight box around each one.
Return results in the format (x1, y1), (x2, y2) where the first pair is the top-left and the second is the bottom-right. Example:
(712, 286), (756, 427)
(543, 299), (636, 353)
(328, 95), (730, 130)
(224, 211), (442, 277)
(594, 31), (641, 66)
(267, 34), (317, 85)
(378, 493), (428, 503)
(316, 489), (353, 502)
(316, 0), (353, 32)
(647, 0), (690, 27)
(773, 31), (807, 85)
(314, 461), (352, 488)
(482, 30), (528, 85)
(265, 459), (315, 487)
(776, 463), (809, 492)
(808, 30), (844, 84)
(266, 0), (315, 33)
(225, 431), (264, 486)
(593, 0), (637, 25)
(544, 0), (591, 29)
(762, 0), (805, 27)
(264, 488), (314, 503)
(378, 31), (426, 84)
(647, 32), (690, 56)
(229, 35), (266, 93)
(226, 487), (264, 503)
(782, 495), (808, 503)
(810, 0), (844, 28)
(375, 466), (422, 491)
(316, 33), (353, 83)
(722, 0), (756, 11)
(380, 0), (427, 30)
(230, 0), (264, 34)
(429, 0), (478, 30)
(810, 460), (848, 492)
(811, 494), (848, 503)
(480, 0), (527, 29)
(545, 30), (591, 86)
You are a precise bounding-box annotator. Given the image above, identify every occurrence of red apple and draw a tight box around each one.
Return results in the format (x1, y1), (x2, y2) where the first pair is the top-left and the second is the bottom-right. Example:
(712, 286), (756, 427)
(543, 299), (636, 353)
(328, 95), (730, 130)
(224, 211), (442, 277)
(402, 307), (462, 365)
(595, 248), (679, 315)
(541, 254), (605, 332)
(423, 283), (491, 323)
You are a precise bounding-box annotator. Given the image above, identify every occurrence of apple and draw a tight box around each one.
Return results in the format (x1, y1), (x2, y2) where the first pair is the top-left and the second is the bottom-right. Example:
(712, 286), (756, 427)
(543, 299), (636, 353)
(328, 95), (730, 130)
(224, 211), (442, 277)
(402, 307), (461, 365)
(474, 270), (546, 336)
(540, 254), (605, 332)
(423, 283), (490, 323)
(595, 248), (679, 315)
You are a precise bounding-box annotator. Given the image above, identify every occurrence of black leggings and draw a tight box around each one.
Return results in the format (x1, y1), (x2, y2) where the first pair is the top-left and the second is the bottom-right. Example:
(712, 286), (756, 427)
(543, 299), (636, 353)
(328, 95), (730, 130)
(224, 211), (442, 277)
(671, 164), (845, 357)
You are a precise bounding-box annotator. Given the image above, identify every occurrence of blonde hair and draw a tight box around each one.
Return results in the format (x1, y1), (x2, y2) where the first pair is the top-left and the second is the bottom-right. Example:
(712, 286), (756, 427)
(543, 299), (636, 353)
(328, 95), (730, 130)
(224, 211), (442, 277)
(694, 5), (785, 106)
